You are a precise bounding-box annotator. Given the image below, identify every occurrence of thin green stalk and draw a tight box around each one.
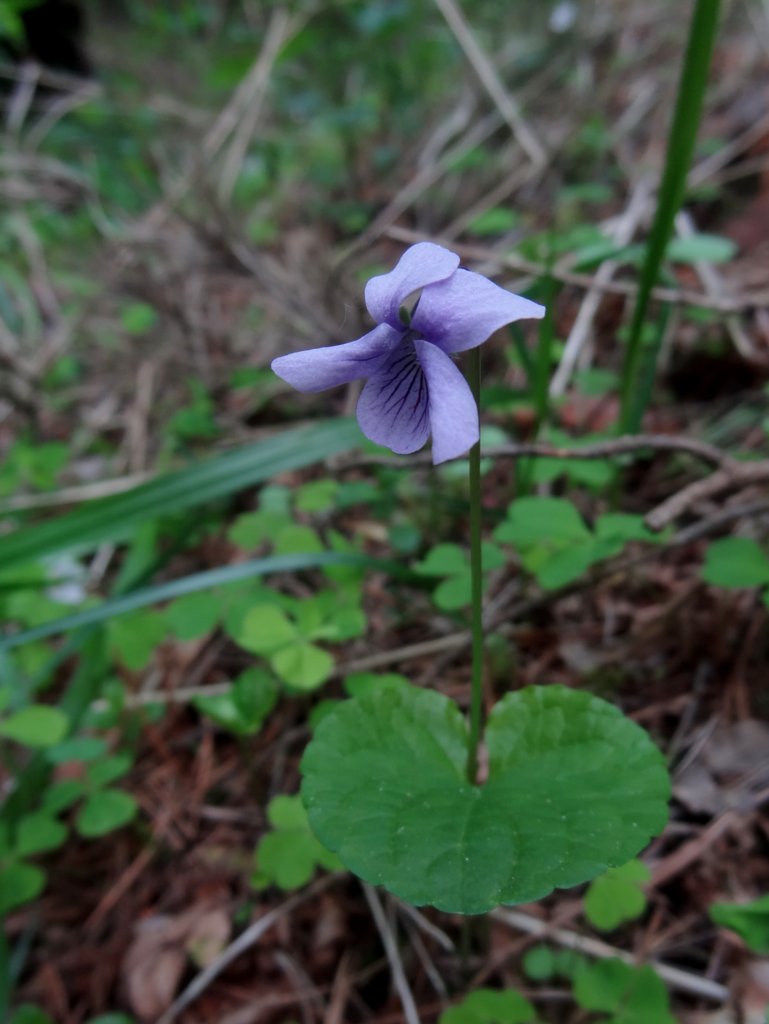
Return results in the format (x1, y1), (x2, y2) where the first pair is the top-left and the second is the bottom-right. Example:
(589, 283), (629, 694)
(0, 931), (9, 1019)
(619, 0), (721, 433)
(465, 347), (484, 785)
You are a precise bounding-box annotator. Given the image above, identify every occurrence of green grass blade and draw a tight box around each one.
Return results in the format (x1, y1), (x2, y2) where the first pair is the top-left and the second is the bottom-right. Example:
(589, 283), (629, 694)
(0, 550), (406, 651)
(619, 0), (721, 432)
(0, 418), (361, 572)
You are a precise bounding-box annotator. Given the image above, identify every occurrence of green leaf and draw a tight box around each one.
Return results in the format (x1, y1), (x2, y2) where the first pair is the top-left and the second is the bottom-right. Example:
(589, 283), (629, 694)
(0, 706), (69, 747)
(496, 497), (590, 548)
(233, 666), (278, 723)
(108, 609), (166, 670)
(85, 1016), (135, 1024)
(666, 233), (737, 264)
(272, 642), (333, 692)
(0, 419), (362, 573)
(295, 479), (338, 512)
(439, 988), (536, 1024)
(710, 894), (769, 952)
(702, 537), (769, 588)
(119, 301), (158, 335)
(76, 789), (138, 837)
(194, 668), (277, 736)
(343, 672), (411, 698)
(273, 524), (324, 556)
(466, 207), (520, 236)
(302, 684), (670, 914)
(41, 778), (86, 813)
(522, 945), (585, 981)
(165, 592), (221, 640)
(0, 862), (45, 914)
(481, 542), (506, 571)
(595, 514), (660, 545)
(233, 604), (297, 654)
(228, 510), (286, 549)
(434, 572), (473, 610)
(11, 1006), (55, 1024)
(87, 753), (133, 788)
(46, 737), (107, 763)
(253, 794), (342, 891)
(522, 945), (556, 980)
(573, 959), (675, 1023)
(15, 813), (68, 856)
(584, 859), (651, 930)
(415, 544), (467, 577)
(536, 543), (598, 590)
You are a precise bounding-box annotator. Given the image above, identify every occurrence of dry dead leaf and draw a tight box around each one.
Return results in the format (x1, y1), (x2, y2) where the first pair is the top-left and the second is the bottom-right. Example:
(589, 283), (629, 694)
(123, 900), (231, 1018)
(123, 916), (188, 1020)
(186, 906), (231, 968)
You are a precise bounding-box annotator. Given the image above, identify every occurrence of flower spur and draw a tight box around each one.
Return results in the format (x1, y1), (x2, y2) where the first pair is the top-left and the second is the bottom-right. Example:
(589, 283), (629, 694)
(271, 241), (545, 463)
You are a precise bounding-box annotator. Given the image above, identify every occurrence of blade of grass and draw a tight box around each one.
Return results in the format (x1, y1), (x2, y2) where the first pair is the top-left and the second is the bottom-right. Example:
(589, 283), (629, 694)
(0, 418), (361, 572)
(0, 550), (408, 652)
(618, 0), (721, 433)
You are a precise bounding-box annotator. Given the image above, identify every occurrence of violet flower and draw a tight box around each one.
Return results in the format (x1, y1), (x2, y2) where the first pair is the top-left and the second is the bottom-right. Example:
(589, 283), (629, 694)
(271, 242), (545, 463)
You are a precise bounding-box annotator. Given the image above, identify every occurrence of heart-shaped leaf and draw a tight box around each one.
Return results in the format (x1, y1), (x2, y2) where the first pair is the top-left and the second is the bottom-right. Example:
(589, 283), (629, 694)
(302, 684), (669, 914)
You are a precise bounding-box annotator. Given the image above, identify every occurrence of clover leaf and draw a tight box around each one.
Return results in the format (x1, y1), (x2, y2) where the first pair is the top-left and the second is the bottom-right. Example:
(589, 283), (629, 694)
(584, 859), (650, 930)
(439, 988), (536, 1024)
(710, 894), (769, 952)
(229, 593), (364, 692)
(702, 537), (769, 589)
(252, 795), (342, 891)
(573, 959), (675, 1024)
(415, 542), (505, 610)
(494, 499), (657, 590)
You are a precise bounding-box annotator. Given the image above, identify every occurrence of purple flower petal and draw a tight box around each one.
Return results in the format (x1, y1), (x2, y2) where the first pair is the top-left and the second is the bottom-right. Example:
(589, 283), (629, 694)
(356, 340), (430, 455)
(414, 340), (479, 463)
(364, 242), (459, 330)
(412, 269), (545, 353)
(271, 324), (401, 393)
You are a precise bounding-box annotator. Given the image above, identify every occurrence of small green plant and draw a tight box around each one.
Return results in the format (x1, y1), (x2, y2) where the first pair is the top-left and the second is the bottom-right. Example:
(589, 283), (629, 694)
(439, 988), (536, 1024)
(494, 497), (660, 590)
(227, 589), (366, 692)
(584, 860), (651, 931)
(252, 794), (342, 891)
(447, 954), (676, 1024)
(709, 894), (769, 953)
(0, 811), (67, 915)
(0, 701), (68, 749)
(573, 959), (676, 1023)
(415, 541), (505, 611)
(702, 536), (769, 604)
(522, 948), (676, 1023)
(193, 667), (278, 736)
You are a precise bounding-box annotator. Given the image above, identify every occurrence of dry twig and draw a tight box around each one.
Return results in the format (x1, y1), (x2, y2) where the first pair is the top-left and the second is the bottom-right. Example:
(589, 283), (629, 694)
(492, 909), (729, 1002)
(431, 0), (546, 167)
(363, 884), (422, 1024)
(155, 874), (338, 1024)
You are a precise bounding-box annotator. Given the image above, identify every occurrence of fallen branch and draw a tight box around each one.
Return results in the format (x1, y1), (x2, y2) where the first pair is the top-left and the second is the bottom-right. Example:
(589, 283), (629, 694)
(343, 432), (734, 471)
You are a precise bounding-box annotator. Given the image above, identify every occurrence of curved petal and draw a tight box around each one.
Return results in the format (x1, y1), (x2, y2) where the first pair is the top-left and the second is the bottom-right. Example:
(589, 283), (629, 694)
(356, 340), (430, 455)
(412, 269), (545, 353)
(364, 242), (460, 330)
(271, 324), (401, 393)
(414, 340), (479, 463)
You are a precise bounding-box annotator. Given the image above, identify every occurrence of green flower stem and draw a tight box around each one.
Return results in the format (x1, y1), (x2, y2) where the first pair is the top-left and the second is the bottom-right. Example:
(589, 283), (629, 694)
(466, 347), (484, 784)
